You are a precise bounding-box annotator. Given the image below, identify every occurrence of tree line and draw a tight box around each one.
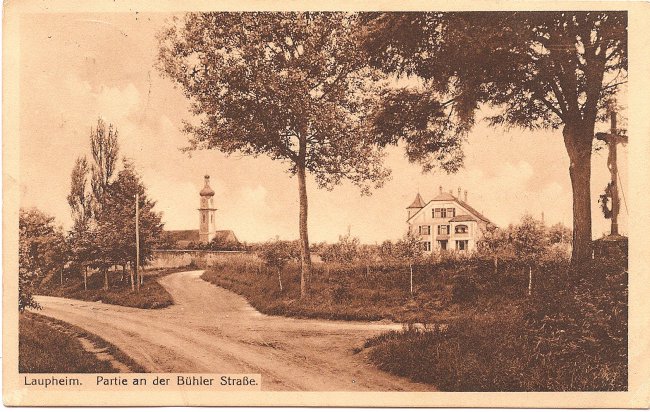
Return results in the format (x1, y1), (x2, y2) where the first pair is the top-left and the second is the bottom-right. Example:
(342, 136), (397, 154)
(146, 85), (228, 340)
(19, 119), (163, 311)
(255, 216), (572, 296)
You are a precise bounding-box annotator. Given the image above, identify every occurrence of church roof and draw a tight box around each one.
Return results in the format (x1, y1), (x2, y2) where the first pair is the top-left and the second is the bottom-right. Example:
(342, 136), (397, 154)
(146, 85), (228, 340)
(163, 229), (240, 249)
(165, 229), (200, 243)
(213, 230), (239, 244)
(407, 193), (426, 209)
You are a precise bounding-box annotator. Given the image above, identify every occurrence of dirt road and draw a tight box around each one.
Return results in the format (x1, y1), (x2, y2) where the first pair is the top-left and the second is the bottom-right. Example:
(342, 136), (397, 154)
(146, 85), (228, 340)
(34, 270), (433, 391)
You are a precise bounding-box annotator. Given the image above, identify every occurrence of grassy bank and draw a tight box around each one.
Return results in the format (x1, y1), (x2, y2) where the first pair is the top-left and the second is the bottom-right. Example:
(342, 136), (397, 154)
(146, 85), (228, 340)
(19, 312), (145, 373)
(35, 268), (175, 309)
(201, 255), (478, 323)
(202, 254), (552, 323)
(364, 258), (627, 391)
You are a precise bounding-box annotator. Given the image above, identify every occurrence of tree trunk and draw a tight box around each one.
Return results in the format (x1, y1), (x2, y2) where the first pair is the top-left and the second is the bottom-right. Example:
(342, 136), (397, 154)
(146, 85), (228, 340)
(103, 267), (109, 291)
(564, 124), (594, 264)
(277, 268), (283, 292)
(528, 265), (532, 296)
(129, 262), (135, 292)
(83, 266), (88, 291)
(409, 263), (413, 296)
(297, 159), (312, 298)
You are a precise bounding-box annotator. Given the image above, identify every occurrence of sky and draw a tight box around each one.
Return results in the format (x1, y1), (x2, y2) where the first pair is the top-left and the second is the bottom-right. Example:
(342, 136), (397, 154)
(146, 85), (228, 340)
(18, 12), (628, 244)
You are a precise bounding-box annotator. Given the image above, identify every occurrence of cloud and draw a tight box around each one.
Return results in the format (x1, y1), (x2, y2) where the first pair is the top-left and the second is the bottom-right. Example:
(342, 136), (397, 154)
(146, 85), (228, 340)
(95, 82), (141, 121)
(241, 185), (268, 204)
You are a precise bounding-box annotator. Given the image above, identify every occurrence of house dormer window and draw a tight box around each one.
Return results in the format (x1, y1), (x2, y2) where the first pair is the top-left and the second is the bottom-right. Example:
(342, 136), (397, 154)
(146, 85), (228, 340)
(440, 208), (447, 218)
(448, 208), (455, 217)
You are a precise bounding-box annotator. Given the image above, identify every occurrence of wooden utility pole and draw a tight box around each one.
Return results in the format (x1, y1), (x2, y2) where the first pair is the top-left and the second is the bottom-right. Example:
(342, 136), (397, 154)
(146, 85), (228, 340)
(596, 102), (628, 236)
(135, 192), (140, 292)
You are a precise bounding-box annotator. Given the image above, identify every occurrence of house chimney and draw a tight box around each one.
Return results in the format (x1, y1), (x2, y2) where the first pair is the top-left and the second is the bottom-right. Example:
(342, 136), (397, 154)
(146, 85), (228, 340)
(457, 187), (461, 198)
(439, 185), (442, 195)
(464, 190), (468, 202)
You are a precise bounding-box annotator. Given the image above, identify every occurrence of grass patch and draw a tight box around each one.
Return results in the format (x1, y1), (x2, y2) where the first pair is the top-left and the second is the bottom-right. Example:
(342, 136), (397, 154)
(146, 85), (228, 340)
(36, 268), (176, 309)
(19, 312), (145, 373)
(201, 257), (470, 323)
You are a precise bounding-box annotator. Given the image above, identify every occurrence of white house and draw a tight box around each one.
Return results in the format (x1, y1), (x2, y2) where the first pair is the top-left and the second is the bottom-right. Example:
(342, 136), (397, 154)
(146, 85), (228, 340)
(406, 186), (494, 253)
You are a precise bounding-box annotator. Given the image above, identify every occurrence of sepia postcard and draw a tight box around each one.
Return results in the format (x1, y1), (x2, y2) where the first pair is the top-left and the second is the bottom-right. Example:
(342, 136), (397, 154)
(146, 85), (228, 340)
(3, 0), (650, 407)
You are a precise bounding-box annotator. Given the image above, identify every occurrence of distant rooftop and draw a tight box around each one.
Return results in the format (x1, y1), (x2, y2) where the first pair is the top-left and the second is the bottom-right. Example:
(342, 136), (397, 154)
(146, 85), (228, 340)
(407, 193), (426, 209)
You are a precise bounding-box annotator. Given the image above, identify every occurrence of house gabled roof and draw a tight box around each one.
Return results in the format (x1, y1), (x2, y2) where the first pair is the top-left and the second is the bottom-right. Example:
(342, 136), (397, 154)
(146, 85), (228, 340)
(454, 198), (493, 225)
(407, 193), (426, 209)
(406, 193), (494, 225)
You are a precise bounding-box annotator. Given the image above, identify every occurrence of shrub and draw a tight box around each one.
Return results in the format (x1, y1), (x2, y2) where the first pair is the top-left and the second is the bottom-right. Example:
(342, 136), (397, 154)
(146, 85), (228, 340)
(451, 275), (480, 303)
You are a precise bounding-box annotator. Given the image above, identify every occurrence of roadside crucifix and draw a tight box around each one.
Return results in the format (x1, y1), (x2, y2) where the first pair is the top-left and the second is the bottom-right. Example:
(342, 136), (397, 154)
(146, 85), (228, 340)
(596, 102), (628, 236)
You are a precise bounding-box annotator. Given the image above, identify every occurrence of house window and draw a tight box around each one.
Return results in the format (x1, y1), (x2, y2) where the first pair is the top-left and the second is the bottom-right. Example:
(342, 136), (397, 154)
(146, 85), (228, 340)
(455, 224), (468, 234)
(211, 214), (213, 223)
(202, 214), (206, 223)
(433, 208), (441, 218)
(422, 241), (431, 252)
(440, 208), (447, 218)
(438, 240), (448, 250)
(419, 225), (431, 235)
(447, 208), (455, 217)
(456, 240), (469, 251)
(438, 225), (450, 235)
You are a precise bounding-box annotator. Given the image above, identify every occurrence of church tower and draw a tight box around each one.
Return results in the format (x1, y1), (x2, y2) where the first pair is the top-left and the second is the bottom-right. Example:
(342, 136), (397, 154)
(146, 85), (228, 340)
(198, 175), (217, 243)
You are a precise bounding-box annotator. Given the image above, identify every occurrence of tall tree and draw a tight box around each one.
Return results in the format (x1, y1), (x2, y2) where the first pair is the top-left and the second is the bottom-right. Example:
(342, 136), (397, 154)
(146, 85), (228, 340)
(364, 12), (627, 263)
(89, 118), (119, 216)
(68, 119), (119, 286)
(68, 156), (92, 225)
(96, 159), (164, 289)
(67, 156), (95, 287)
(157, 12), (390, 297)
